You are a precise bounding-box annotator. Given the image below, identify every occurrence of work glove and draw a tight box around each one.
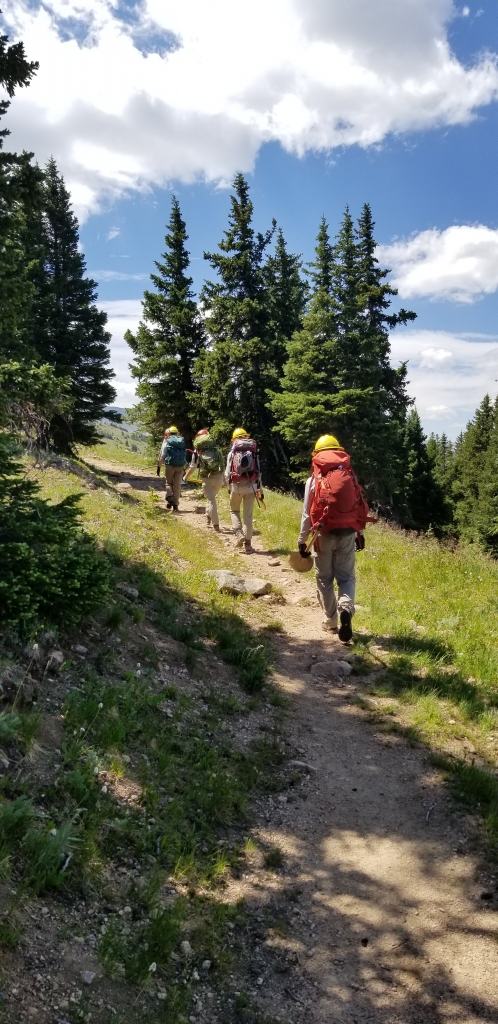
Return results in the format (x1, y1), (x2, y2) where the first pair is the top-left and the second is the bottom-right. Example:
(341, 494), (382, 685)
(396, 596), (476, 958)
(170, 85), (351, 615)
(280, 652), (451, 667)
(355, 532), (365, 551)
(298, 542), (311, 559)
(156, 465), (161, 477)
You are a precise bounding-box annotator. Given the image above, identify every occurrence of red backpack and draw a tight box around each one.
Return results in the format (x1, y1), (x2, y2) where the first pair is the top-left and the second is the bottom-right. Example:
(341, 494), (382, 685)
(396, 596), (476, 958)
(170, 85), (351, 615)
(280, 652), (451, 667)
(230, 438), (259, 483)
(310, 449), (370, 532)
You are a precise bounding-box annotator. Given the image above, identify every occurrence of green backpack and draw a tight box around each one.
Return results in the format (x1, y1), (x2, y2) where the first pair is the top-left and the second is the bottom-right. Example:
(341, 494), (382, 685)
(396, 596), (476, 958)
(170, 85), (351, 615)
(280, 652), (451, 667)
(198, 446), (224, 479)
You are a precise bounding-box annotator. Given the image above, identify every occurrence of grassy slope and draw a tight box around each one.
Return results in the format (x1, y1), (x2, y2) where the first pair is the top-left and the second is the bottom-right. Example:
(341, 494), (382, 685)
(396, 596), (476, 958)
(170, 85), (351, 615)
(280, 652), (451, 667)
(79, 422), (152, 470)
(0, 458), (290, 1023)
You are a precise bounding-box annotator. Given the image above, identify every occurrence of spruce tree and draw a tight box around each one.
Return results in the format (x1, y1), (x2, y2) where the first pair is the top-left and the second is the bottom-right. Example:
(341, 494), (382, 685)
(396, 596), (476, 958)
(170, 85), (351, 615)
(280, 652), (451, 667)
(127, 196), (205, 447)
(30, 159), (116, 450)
(401, 410), (446, 531)
(477, 397), (498, 554)
(268, 217), (342, 474)
(270, 206), (416, 496)
(0, 21), (40, 364)
(192, 174), (278, 469)
(427, 432), (455, 526)
(453, 394), (494, 540)
(263, 227), (307, 378)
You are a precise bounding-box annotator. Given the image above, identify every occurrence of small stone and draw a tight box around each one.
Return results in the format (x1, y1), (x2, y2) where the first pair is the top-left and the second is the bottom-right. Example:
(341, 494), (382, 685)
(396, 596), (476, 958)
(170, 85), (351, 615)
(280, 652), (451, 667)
(81, 971), (96, 985)
(180, 940), (192, 956)
(72, 645), (88, 656)
(310, 659), (352, 679)
(206, 570), (246, 597)
(268, 558), (281, 566)
(194, 505), (206, 514)
(288, 759), (316, 773)
(41, 907), (49, 916)
(157, 990), (167, 1000)
(47, 650), (65, 673)
(116, 583), (139, 599)
(116, 482), (132, 491)
(201, 959), (211, 971)
(243, 577), (272, 597)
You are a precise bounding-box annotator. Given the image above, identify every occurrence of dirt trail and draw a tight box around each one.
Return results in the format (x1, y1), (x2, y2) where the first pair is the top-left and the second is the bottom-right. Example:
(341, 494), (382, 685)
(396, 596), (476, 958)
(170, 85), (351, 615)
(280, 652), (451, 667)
(88, 458), (498, 1024)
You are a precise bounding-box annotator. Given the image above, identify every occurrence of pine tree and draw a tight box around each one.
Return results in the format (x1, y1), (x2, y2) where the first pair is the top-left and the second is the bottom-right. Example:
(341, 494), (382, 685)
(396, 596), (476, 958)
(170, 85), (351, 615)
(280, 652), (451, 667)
(127, 196), (206, 447)
(427, 432), (455, 526)
(477, 397), (498, 554)
(268, 216), (342, 474)
(401, 410), (446, 531)
(270, 206), (416, 496)
(0, 21), (40, 363)
(263, 227), (307, 378)
(192, 174), (278, 469)
(453, 394), (494, 540)
(30, 159), (116, 450)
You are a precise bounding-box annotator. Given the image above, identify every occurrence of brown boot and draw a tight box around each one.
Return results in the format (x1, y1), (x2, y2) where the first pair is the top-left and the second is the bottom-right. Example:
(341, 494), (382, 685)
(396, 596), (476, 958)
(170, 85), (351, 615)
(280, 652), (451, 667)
(213, 523), (220, 532)
(243, 540), (254, 554)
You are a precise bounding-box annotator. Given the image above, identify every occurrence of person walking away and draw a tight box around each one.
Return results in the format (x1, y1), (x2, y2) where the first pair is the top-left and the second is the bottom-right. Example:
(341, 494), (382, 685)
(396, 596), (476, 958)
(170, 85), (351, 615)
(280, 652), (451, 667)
(157, 426), (186, 511)
(185, 428), (225, 531)
(226, 427), (261, 554)
(297, 435), (370, 643)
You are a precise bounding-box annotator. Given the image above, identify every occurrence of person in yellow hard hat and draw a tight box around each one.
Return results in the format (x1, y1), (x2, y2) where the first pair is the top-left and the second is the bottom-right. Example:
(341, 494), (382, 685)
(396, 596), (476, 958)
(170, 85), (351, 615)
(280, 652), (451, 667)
(157, 426), (187, 511)
(225, 427), (261, 553)
(297, 434), (369, 643)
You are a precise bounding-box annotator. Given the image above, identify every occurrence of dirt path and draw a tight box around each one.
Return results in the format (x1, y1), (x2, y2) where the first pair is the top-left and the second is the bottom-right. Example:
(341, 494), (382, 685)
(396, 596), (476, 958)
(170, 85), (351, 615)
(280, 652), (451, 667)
(87, 459), (498, 1024)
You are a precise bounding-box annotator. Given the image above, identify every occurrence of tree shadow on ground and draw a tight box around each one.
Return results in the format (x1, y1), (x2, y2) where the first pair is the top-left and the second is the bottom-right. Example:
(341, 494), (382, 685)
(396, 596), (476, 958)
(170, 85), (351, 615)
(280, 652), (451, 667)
(224, 628), (498, 1024)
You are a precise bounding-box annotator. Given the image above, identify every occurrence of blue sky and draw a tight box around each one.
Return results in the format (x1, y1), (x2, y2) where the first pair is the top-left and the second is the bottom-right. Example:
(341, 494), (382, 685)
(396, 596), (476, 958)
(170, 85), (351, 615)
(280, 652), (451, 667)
(4, 1), (498, 436)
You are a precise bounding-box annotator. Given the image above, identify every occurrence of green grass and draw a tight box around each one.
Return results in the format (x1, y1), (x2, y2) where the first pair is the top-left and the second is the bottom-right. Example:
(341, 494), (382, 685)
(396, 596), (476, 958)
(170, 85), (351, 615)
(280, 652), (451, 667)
(79, 421), (153, 470)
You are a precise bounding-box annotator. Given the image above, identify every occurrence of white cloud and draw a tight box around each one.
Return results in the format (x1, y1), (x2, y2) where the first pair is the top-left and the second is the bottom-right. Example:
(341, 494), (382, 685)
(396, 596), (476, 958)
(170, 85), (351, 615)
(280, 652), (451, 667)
(107, 227), (120, 240)
(103, 299), (142, 406)
(380, 225), (498, 303)
(91, 269), (148, 281)
(390, 329), (498, 435)
(3, 1), (498, 218)
(418, 347), (454, 369)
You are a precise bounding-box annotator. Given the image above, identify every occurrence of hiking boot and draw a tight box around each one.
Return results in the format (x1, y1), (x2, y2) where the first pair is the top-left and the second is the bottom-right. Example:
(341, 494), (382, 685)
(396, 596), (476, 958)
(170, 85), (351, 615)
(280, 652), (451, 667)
(243, 540), (254, 554)
(322, 618), (338, 633)
(206, 515), (212, 528)
(234, 533), (244, 549)
(213, 523), (220, 532)
(338, 609), (353, 643)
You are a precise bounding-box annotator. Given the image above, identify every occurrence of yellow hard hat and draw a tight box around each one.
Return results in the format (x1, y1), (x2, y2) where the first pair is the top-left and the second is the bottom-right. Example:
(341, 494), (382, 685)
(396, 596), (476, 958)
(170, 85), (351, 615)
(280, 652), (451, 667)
(313, 434), (341, 454)
(166, 425), (179, 434)
(232, 427), (249, 441)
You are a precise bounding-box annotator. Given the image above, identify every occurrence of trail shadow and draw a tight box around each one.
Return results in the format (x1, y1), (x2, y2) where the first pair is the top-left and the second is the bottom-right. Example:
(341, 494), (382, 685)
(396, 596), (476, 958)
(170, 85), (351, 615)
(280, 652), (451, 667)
(229, 628), (498, 1024)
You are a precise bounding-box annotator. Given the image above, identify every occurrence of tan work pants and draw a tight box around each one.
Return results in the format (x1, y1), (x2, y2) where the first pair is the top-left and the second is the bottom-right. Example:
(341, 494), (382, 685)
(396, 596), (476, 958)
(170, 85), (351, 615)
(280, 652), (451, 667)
(165, 465), (184, 507)
(313, 531), (356, 627)
(230, 484), (255, 541)
(202, 471), (224, 526)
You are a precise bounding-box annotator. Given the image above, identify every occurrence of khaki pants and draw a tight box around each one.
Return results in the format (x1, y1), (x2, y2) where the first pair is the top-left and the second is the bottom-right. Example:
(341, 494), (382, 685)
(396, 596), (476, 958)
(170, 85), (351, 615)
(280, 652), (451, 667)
(313, 531), (356, 627)
(202, 471), (224, 526)
(230, 484), (255, 540)
(165, 465), (184, 507)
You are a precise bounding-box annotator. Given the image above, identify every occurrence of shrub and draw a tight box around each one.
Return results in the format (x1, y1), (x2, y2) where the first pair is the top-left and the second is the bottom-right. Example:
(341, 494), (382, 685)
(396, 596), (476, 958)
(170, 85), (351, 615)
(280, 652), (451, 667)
(0, 437), (109, 635)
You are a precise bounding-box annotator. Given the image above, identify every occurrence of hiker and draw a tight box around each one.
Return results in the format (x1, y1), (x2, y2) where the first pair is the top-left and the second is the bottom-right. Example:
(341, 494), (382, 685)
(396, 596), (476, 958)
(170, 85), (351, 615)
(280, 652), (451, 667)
(184, 428), (225, 531)
(297, 434), (370, 643)
(225, 427), (261, 554)
(157, 426), (186, 511)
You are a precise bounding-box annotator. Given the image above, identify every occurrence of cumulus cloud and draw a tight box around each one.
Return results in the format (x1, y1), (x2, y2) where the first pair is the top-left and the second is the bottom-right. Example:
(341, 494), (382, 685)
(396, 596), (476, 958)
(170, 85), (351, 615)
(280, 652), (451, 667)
(390, 329), (498, 434)
(103, 298), (141, 406)
(3, 1), (498, 217)
(380, 225), (498, 303)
